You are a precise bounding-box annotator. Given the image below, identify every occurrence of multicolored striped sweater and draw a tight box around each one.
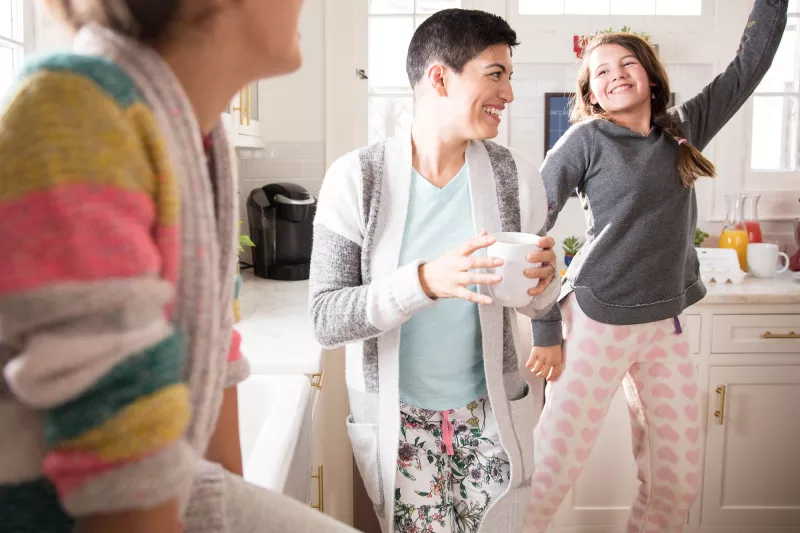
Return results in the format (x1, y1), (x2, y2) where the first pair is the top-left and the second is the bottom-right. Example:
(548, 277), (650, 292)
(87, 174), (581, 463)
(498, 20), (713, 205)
(0, 24), (248, 532)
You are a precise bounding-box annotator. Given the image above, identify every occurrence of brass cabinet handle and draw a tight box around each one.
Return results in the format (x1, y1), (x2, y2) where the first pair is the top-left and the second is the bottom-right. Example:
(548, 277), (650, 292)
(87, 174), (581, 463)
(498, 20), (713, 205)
(231, 90), (245, 126)
(714, 385), (726, 425)
(310, 465), (324, 512)
(309, 371), (325, 390)
(763, 331), (799, 339)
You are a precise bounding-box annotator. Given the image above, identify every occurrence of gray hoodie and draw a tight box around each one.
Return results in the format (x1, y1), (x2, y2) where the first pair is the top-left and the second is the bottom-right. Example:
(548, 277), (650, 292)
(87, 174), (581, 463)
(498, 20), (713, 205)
(533, 0), (788, 346)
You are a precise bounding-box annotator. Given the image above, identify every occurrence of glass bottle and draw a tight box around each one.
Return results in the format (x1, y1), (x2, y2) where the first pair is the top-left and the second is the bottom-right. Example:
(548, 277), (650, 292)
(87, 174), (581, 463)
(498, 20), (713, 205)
(742, 193), (763, 244)
(719, 194), (749, 272)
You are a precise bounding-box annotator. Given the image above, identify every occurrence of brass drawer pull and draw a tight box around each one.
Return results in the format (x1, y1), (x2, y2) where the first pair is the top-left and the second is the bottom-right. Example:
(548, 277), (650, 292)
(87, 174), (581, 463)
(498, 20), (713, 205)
(714, 385), (726, 425)
(310, 465), (324, 512)
(309, 371), (325, 390)
(763, 331), (799, 339)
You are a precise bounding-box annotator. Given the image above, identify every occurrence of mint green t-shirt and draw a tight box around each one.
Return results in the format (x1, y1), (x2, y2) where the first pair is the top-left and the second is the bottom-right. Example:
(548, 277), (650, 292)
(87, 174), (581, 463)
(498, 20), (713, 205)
(398, 165), (486, 410)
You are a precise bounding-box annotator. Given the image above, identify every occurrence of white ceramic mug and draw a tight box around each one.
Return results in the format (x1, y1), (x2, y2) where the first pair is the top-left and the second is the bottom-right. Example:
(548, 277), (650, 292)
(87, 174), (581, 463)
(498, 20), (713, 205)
(487, 232), (541, 308)
(747, 243), (790, 278)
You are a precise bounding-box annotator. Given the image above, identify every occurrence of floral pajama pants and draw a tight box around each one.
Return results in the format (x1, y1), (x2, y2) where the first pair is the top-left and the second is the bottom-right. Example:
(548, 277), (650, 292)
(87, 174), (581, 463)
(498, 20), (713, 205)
(394, 397), (510, 533)
(525, 294), (702, 533)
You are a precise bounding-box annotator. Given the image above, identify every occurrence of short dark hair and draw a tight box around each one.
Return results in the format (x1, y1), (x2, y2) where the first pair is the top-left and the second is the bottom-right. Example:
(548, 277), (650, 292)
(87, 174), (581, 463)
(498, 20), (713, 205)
(406, 9), (519, 87)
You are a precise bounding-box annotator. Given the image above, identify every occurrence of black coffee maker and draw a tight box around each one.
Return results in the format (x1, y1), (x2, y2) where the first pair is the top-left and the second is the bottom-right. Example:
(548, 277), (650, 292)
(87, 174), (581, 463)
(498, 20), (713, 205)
(247, 183), (316, 281)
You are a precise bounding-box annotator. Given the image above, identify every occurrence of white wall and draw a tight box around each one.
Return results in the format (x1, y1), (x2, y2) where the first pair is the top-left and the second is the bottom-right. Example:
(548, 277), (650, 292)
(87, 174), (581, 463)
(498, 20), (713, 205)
(258, 0), (325, 144)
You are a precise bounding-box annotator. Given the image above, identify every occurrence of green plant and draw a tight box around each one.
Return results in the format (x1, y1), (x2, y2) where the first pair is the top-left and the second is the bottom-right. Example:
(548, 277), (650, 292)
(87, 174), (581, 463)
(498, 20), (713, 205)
(239, 220), (255, 253)
(563, 236), (582, 256)
(694, 228), (709, 247)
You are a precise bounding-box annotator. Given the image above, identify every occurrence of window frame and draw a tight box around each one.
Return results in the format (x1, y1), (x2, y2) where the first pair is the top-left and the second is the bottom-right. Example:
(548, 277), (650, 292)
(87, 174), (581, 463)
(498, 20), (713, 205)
(507, 0), (714, 35)
(366, 0), (473, 144)
(747, 12), (800, 175)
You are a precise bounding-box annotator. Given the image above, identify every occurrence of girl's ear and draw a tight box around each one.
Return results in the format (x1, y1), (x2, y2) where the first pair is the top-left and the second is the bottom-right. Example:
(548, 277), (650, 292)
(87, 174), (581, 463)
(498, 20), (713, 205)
(589, 91), (598, 105)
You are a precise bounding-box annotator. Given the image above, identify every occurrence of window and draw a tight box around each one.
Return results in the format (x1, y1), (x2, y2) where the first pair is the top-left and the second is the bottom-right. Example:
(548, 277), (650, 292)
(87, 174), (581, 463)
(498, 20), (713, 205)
(750, 4), (800, 171)
(519, 0), (701, 16)
(0, 0), (26, 97)
(367, 0), (461, 144)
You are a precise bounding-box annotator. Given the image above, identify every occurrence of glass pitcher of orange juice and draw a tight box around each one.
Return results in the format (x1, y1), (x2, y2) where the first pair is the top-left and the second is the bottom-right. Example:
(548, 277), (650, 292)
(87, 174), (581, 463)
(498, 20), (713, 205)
(719, 194), (749, 271)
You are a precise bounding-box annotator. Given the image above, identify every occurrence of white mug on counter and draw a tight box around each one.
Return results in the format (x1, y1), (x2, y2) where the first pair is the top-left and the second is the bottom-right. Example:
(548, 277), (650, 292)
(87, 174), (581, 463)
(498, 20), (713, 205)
(747, 243), (790, 278)
(487, 232), (541, 308)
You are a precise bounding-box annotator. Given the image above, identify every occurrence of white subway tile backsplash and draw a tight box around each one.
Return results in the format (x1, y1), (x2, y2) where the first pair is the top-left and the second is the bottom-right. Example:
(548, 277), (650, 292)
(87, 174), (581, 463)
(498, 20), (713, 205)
(235, 140), (325, 262)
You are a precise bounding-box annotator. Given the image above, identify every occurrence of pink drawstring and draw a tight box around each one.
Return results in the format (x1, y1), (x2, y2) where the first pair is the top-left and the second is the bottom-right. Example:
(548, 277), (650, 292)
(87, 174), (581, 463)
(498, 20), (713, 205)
(441, 411), (455, 456)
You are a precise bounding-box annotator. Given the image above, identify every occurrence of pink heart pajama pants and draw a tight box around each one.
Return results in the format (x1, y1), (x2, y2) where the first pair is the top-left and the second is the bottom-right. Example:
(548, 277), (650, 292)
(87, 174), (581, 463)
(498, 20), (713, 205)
(524, 294), (702, 533)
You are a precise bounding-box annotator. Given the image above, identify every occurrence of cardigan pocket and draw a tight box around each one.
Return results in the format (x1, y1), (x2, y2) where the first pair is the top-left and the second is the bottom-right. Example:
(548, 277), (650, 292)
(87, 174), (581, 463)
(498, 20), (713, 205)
(346, 415), (385, 514)
(508, 384), (536, 485)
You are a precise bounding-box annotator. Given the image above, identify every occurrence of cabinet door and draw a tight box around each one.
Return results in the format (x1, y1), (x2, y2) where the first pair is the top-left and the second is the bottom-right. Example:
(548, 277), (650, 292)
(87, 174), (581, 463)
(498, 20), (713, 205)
(310, 347), (354, 525)
(237, 81), (262, 139)
(223, 85), (264, 148)
(702, 365), (800, 527)
(552, 387), (640, 528)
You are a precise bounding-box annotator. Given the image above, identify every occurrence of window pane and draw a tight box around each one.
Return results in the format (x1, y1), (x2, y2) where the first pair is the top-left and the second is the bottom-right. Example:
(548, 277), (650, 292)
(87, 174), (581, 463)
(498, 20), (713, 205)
(11, 0), (23, 41)
(791, 0), (800, 14)
(751, 96), (798, 171)
(416, 0), (460, 14)
(0, 44), (15, 97)
(369, 96), (414, 144)
(756, 23), (798, 92)
(368, 17), (414, 93)
(518, 0), (564, 15)
(0, 0), (13, 40)
(610, 0), (655, 15)
(565, 0), (609, 15)
(370, 0), (413, 14)
(656, 0), (701, 16)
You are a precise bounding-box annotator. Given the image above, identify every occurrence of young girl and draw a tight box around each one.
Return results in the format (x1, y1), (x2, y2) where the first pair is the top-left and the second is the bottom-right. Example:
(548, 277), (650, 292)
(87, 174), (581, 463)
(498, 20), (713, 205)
(0, 1), (355, 532)
(310, 9), (560, 533)
(525, 1), (787, 532)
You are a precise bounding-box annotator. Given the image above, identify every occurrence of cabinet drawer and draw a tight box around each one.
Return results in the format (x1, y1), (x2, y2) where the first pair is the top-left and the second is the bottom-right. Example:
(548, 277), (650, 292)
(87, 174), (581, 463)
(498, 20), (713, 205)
(712, 315), (800, 354)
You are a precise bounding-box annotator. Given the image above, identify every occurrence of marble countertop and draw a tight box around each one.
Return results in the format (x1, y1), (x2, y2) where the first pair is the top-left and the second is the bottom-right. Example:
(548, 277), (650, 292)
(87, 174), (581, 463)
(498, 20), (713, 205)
(235, 270), (799, 375)
(236, 271), (322, 375)
(699, 271), (800, 304)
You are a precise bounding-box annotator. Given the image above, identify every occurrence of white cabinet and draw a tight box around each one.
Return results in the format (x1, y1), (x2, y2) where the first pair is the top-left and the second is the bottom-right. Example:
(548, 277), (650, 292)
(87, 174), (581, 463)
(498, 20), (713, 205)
(702, 365), (800, 528)
(551, 387), (640, 529)
(309, 347), (355, 525)
(222, 81), (264, 148)
(548, 296), (800, 533)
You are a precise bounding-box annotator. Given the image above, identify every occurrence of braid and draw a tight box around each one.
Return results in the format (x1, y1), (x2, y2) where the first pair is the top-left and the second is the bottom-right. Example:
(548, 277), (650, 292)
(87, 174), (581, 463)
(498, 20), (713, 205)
(654, 111), (716, 188)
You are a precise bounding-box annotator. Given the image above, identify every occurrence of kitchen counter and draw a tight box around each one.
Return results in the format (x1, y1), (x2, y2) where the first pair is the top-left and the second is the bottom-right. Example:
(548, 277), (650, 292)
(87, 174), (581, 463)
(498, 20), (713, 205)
(700, 271), (800, 304)
(236, 270), (322, 375)
(235, 271), (800, 373)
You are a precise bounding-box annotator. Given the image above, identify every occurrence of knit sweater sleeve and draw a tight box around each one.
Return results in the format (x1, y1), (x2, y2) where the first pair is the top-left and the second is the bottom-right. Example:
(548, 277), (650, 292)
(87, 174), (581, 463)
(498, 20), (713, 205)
(529, 121), (596, 347)
(674, 0), (788, 150)
(0, 61), (194, 518)
(309, 150), (438, 349)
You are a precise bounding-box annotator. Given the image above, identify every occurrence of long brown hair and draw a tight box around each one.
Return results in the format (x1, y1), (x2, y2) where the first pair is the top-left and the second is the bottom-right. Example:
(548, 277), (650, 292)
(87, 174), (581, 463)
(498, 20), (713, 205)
(41, 0), (181, 42)
(571, 32), (716, 187)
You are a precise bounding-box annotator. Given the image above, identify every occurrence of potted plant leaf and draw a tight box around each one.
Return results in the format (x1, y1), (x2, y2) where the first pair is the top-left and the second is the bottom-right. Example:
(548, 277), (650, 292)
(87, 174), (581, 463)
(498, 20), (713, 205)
(563, 236), (582, 267)
(694, 227), (709, 247)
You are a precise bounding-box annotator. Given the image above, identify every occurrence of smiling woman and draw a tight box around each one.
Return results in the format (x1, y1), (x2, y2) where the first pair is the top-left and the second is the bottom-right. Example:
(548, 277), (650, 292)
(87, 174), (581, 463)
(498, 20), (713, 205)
(311, 8), (562, 533)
